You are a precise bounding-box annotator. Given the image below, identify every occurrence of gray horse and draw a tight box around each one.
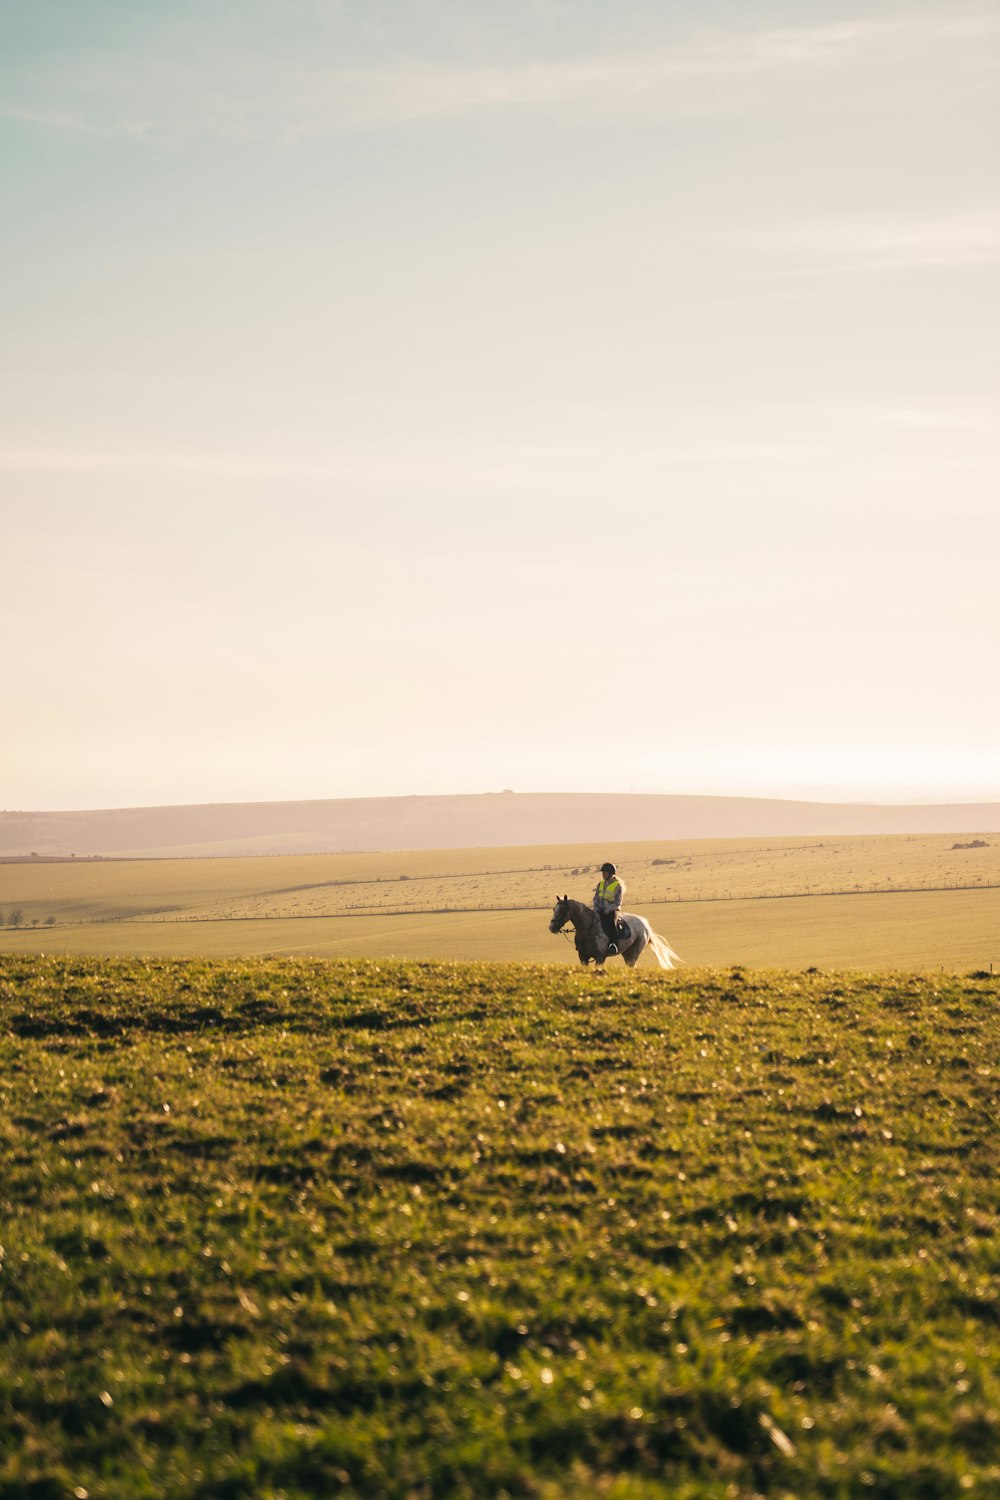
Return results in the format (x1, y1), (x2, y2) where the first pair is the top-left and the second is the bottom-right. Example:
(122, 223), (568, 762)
(549, 896), (682, 970)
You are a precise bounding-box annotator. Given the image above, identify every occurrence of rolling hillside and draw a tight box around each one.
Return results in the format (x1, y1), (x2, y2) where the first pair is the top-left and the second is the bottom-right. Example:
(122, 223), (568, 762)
(3, 791), (1000, 859)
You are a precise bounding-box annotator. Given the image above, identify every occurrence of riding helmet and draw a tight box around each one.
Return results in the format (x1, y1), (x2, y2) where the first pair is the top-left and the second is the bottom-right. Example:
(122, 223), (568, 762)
(600, 862), (616, 876)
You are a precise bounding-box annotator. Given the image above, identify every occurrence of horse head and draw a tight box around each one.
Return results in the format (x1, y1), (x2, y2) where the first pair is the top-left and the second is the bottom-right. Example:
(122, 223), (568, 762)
(549, 895), (571, 933)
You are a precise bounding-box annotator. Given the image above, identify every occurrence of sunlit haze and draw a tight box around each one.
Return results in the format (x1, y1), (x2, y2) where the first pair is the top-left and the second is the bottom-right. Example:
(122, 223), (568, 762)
(3, 2), (998, 811)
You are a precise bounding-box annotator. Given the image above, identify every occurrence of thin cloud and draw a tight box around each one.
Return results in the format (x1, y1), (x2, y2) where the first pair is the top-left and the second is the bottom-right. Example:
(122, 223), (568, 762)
(0, 99), (151, 139)
(0, 438), (851, 489)
(0, 447), (452, 482)
(720, 212), (1000, 273)
(300, 28), (865, 128)
(3, 11), (997, 141)
(867, 408), (1000, 435)
(294, 16), (999, 130)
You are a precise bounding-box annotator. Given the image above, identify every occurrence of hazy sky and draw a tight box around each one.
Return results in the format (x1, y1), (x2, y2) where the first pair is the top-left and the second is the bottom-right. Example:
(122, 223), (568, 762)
(3, 1), (998, 810)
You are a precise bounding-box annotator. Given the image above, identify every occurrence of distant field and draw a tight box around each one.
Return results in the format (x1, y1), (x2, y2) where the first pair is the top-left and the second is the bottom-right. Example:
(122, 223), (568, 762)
(1, 834), (997, 969)
(2, 954), (997, 1498)
(3, 889), (998, 971)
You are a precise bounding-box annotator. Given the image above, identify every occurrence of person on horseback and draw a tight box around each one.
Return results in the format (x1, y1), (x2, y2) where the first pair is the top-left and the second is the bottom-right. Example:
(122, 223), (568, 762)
(594, 862), (625, 954)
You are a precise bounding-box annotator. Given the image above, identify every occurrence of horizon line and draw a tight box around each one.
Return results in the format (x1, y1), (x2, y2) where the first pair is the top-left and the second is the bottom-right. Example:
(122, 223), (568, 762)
(5, 788), (1000, 817)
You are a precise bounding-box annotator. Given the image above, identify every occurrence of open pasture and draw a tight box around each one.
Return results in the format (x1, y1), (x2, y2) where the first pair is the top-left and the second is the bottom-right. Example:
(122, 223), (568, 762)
(2, 834), (998, 928)
(1, 835), (998, 970)
(1, 888), (998, 972)
(1, 954), (997, 1498)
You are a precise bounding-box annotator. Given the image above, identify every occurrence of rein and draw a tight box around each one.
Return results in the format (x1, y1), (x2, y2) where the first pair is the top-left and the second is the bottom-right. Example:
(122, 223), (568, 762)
(553, 900), (595, 945)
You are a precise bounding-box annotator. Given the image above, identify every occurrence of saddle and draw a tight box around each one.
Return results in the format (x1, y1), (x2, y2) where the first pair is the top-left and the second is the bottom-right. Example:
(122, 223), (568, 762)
(607, 919), (631, 946)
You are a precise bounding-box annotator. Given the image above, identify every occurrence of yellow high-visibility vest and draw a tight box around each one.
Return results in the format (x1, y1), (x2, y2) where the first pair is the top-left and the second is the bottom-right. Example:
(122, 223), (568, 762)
(596, 879), (621, 904)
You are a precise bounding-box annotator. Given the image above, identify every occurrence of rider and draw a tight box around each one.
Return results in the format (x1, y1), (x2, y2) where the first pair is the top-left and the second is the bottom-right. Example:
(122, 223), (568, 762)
(594, 862), (625, 954)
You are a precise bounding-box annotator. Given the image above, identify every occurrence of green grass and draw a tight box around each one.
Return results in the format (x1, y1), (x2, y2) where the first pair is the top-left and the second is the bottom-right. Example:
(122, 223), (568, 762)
(1, 955), (997, 1498)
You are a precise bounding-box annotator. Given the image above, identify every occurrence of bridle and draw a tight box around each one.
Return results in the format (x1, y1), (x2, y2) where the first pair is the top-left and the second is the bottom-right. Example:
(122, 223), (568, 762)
(551, 902), (576, 943)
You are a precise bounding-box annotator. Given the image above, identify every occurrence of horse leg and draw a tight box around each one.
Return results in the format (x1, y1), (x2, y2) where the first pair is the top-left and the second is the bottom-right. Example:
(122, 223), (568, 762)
(623, 931), (648, 968)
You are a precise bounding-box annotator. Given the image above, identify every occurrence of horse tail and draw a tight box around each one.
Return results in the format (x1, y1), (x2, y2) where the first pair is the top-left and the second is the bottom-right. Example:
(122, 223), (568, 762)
(647, 927), (683, 970)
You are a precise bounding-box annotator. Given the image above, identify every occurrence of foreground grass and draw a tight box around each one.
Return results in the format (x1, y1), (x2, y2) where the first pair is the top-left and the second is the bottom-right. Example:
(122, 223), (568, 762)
(1, 955), (997, 1499)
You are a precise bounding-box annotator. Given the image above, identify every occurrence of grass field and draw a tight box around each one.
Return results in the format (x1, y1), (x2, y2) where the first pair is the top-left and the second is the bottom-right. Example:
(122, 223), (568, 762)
(1, 954), (997, 1498)
(2, 889), (999, 972)
(1, 835), (998, 971)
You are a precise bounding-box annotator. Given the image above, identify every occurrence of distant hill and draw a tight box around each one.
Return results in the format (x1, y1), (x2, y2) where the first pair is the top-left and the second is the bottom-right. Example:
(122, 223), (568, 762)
(2, 792), (999, 859)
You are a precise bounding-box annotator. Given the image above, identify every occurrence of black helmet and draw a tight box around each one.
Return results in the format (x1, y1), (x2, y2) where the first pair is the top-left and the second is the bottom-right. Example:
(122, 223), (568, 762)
(600, 862), (616, 876)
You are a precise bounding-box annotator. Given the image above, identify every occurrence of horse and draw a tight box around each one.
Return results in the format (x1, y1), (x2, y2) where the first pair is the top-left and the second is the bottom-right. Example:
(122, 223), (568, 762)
(549, 896), (682, 970)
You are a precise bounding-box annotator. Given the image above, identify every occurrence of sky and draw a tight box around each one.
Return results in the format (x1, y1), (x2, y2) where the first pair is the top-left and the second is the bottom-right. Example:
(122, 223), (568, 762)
(2, 0), (998, 810)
